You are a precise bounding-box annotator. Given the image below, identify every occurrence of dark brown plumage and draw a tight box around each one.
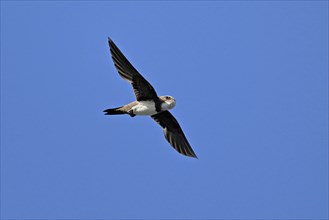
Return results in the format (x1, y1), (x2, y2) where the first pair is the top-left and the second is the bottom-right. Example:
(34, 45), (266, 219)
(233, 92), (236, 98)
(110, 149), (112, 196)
(151, 111), (197, 158)
(105, 38), (197, 158)
(108, 38), (158, 102)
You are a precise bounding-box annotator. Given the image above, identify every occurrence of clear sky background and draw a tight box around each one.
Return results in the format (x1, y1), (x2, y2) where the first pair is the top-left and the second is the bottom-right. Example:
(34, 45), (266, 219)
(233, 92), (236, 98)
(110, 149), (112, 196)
(1, 1), (328, 219)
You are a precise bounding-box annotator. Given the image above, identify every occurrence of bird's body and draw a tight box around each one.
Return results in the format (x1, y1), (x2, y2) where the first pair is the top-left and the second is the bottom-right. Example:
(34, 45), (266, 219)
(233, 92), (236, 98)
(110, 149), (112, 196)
(131, 100), (158, 115)
(104, 38), (197, 158)
(105, 96), (176, 117)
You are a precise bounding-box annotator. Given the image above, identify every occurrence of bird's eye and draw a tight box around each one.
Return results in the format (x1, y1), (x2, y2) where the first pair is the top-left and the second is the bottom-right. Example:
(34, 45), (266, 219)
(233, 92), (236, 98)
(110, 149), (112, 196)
(166, 96), (170, 100)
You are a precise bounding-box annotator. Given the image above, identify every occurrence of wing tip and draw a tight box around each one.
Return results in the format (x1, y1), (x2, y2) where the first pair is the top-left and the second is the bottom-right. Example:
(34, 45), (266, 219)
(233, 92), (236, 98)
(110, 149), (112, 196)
(181, 150), (198, 159)
(188, 153), (198, 159)
(108, 37), (115, 48)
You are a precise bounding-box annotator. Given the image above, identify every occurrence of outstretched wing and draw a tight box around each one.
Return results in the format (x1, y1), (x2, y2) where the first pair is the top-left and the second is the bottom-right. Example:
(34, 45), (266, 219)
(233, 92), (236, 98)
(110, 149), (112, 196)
(108, 38), (158, 101)
(151, 111), (197, 158)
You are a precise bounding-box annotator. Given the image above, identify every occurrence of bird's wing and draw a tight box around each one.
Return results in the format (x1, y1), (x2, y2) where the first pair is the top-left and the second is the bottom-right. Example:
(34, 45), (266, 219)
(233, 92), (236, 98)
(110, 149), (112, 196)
(151, 111), (197, 158)
(108, 38), (158, 101)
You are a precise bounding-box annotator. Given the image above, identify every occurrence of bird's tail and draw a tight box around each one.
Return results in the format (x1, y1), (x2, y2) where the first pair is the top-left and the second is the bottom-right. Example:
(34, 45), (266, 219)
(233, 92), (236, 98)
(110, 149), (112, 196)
(103, 106), (127, 115)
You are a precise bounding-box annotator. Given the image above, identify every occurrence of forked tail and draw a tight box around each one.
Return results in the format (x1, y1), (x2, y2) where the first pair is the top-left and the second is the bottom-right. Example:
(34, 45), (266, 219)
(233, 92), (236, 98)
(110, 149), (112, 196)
(103, 106), (127, 115)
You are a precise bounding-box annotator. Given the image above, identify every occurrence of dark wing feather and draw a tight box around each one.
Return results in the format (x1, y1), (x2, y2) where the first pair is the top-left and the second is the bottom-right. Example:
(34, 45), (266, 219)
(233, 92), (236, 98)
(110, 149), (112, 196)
(151, 111), (197, 158)
(108, 38), (158, 101)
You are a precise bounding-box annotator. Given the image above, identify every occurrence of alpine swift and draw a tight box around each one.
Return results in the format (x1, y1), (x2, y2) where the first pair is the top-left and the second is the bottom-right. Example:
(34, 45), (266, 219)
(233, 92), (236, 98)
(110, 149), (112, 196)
(104, 38), (197, 158)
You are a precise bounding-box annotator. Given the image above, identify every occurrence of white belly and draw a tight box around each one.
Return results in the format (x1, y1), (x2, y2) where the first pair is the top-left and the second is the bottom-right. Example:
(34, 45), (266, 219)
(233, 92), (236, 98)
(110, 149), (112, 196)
(132, 101), (157, 115)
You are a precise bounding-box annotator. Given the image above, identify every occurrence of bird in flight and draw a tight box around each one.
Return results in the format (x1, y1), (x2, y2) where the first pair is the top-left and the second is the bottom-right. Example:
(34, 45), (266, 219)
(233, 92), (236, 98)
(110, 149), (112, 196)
(104, 38), (197, 158)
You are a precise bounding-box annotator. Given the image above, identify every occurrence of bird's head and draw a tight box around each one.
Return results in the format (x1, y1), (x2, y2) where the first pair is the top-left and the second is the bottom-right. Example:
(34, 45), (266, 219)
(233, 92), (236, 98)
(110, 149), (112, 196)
(160, 95), (176, 110)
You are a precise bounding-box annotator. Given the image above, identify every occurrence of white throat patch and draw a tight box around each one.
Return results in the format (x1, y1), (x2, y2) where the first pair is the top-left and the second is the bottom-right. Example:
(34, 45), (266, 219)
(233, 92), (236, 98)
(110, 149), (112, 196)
(162, 100), (176, 111)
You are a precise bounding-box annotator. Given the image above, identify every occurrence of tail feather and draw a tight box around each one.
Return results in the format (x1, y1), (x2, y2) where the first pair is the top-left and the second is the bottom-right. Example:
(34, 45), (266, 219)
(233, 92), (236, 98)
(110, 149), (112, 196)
(103, 107), (127, 115)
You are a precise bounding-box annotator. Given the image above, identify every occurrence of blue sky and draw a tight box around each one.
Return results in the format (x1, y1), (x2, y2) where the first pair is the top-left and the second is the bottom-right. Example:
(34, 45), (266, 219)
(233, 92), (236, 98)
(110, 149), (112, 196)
(1, 1), (328, 219)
